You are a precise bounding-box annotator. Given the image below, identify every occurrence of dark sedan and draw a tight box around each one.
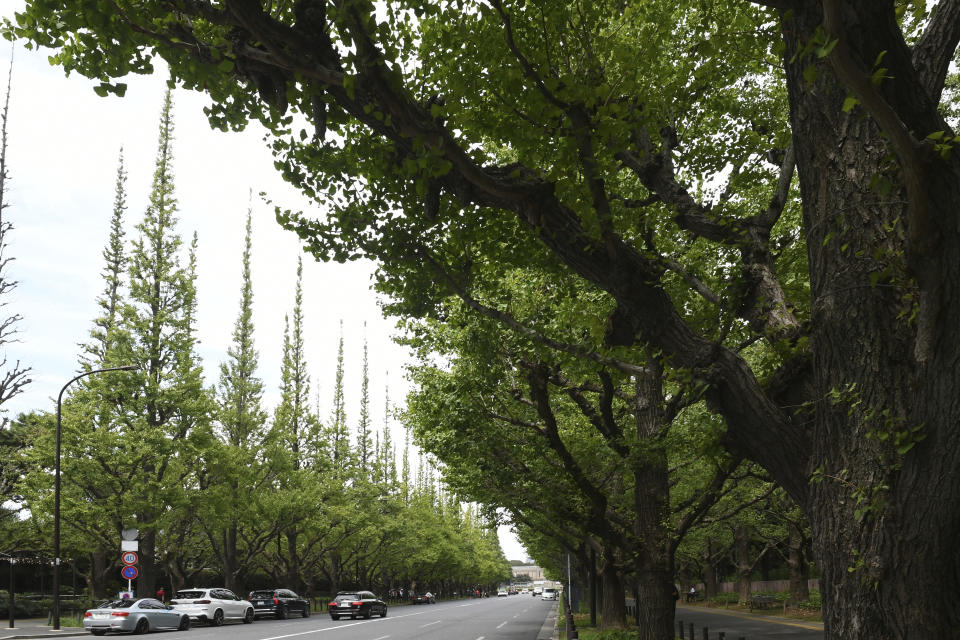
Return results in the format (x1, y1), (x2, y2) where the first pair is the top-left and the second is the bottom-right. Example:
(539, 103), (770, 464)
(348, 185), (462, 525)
(328, 591), (387, 620)
(248, 589), (310, 619)
(410, 592), (435, 605)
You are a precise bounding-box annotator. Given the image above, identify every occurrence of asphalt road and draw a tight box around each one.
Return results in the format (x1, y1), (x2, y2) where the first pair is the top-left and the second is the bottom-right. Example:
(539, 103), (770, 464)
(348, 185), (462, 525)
(170, 596), (555, 640)
(673, 604), (823, 640)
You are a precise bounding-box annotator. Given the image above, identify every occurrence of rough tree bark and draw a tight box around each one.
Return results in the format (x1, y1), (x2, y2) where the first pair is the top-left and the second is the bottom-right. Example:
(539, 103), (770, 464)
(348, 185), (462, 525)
(778, 2), (960, 637)
(787, 523), (810, 605)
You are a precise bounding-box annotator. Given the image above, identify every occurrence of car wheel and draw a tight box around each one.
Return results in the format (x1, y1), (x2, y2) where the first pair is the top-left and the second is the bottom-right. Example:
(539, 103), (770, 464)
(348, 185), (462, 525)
(364, 607), (372, 620)
(134, 619), (149, 635)
(90, 630), (107, 636)
(211, 610), (224, 627)
(243, 608), (254, 624)
(330, 615), (339, 621)
(380, 607), (387, 618)
(277, 605), (287, 620)
(301, 605), (310, 618)
(178, 616), (190, 632)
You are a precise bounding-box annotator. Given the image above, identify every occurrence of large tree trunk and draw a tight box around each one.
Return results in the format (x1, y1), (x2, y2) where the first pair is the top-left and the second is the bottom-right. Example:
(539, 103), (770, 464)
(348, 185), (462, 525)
(597, 552), (626, 629)
(734, 525), (752, 605)
(222, 526), (238, 593)
(782, 4), (960, 637)
(138, 529), (156, 599)
(701, 538), (717, 601)
(86, 550), (109, 599)
(787, 523), (810, 606)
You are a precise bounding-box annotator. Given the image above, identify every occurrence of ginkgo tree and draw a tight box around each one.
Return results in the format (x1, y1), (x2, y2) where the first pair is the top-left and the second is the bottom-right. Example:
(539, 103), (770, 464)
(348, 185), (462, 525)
(7, 0), (960, 637)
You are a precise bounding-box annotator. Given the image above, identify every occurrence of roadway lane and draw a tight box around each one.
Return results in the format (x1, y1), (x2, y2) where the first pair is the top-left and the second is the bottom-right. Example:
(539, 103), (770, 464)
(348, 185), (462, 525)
(177, 596), (556, 640)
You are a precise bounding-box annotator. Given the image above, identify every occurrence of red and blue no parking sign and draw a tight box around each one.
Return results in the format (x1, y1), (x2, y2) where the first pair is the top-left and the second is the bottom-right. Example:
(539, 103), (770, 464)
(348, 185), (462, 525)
(121, 565), (139, 580)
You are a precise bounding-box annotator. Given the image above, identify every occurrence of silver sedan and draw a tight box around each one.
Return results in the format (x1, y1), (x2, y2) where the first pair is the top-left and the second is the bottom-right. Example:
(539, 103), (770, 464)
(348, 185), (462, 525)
(83, 598), (191, 635)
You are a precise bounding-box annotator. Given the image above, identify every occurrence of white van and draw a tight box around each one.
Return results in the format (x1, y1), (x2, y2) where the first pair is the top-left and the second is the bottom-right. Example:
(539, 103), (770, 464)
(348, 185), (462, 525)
(541, 588), (558, 601)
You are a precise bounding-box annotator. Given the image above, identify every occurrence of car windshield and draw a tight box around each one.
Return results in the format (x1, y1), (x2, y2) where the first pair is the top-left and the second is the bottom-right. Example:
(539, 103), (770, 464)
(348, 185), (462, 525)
(335, 594), (360, 601)
(250, 591), (274, 598)
(175, 591), (205, 599)
(101, 600), (137, 609)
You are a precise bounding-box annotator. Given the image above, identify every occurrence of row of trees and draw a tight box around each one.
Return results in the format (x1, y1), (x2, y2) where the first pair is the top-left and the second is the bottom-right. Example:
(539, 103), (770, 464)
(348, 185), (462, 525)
(1, 90), (509, 599)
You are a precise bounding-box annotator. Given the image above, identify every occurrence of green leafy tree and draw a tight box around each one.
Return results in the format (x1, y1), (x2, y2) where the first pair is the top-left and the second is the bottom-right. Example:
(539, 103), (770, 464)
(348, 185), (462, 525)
(327, 321), (350, 474)
(115, 90), (213, 597)
(12, 1), (960, 636)
(356, 327), (372, 476)
(204, 204), (271, 593)
(268, 255), (324, 588)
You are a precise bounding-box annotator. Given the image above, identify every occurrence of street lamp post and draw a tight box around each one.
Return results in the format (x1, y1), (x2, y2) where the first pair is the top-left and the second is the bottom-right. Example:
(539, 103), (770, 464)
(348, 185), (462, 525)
(53, 364), (138, 630)
(1, 553), (13, 628)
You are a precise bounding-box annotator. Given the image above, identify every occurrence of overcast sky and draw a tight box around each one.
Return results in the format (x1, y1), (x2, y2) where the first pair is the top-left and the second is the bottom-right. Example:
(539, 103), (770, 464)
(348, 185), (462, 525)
(2, 2), (528, 562)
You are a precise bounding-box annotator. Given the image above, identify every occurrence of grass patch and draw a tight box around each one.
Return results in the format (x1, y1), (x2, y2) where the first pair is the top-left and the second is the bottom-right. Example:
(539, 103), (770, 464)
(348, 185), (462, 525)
(688, 589), (822, 622)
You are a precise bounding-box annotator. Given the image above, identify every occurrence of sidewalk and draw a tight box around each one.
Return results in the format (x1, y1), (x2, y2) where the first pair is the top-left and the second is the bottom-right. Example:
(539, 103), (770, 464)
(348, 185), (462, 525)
(0, 618), (88, 640)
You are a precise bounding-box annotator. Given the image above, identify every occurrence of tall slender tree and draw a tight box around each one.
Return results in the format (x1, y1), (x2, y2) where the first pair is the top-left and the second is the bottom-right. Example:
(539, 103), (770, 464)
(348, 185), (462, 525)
(356, 326), (372, 475)
(207, 204), (268, 592)
(269, 256), (319, 587)
(118, 89), (212, 596)
(0, 49), (29, 421)
(327, 321), (349, 473)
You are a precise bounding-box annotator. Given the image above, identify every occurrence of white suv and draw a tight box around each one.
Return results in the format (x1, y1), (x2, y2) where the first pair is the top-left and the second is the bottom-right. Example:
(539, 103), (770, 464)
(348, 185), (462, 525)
(541, 588), (558, 601)
(170, 588), (254, 626)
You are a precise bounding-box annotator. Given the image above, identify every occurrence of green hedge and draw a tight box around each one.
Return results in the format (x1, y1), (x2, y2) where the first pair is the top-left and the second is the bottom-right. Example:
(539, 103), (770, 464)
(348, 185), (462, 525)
(0, 596), (99, 620)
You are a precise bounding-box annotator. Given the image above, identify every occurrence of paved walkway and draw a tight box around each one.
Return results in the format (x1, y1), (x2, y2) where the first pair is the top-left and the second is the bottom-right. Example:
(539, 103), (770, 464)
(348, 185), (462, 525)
(674, 603), (823, 640)
(0, 618), (88, 640)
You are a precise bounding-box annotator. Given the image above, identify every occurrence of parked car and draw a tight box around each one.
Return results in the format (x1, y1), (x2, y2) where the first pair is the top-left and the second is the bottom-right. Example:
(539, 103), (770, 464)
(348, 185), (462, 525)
(410, 592), (435, 605)
(541, 588), (558, 601)
(169, 588), (254, 626)
(83, 597), (190, 635)
(497, 589), (507, 597)
(248, 589), (310, 619)
(328, 591), (387, 620)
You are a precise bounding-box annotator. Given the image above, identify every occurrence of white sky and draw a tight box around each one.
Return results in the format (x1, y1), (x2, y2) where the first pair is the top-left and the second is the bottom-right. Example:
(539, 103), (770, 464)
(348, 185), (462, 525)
(1, 1), (527, 563)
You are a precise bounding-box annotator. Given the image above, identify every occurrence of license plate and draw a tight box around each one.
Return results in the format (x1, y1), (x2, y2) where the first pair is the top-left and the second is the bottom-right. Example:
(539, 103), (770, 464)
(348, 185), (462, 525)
(93, 613), (110, 619)
(257, 601), (265, 605)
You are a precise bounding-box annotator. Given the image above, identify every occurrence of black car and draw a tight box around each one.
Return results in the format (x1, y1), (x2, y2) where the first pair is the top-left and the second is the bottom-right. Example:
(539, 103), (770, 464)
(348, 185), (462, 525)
(327, 591), (387, 620)
(410, 592), (435, 605)
(248, 589), (310, 619)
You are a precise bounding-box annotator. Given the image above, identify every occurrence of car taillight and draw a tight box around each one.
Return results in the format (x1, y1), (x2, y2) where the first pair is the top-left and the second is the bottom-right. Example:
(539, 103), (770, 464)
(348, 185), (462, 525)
(194, 599), (211, 604)
(273, 597), (279, 605)
(351, 601), (363, 607)
(84, 612), (92, 618)
(328, 601), (337, 607)
(111, 612), (129, 617)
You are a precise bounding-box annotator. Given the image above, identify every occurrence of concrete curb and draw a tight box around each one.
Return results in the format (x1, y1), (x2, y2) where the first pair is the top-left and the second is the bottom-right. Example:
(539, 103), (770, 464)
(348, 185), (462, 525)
(0, 630), (88, 640)
(536, 602), (559, 640)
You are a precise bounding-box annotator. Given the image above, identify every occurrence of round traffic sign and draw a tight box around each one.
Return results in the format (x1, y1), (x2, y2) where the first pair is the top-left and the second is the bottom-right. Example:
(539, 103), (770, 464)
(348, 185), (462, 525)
(121, 565), (139, 580)
(121, 551), (138, 565)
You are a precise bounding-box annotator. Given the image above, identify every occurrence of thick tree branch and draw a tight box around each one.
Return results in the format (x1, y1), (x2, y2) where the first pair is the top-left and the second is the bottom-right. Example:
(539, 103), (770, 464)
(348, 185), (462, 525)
(913, 0), (960, 101)
(417, 244), (652, 377)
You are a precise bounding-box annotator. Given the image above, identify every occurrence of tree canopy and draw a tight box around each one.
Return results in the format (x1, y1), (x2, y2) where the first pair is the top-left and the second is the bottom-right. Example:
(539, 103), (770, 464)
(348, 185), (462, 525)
(6, 1), (960, 637)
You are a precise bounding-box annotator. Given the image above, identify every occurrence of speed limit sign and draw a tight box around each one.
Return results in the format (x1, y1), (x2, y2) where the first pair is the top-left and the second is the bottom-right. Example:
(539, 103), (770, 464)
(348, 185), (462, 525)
(121, 551), (138, 565)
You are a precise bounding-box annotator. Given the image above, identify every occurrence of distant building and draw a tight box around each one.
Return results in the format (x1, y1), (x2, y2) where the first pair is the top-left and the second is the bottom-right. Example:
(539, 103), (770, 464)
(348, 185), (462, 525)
(511, 565), (544, 581)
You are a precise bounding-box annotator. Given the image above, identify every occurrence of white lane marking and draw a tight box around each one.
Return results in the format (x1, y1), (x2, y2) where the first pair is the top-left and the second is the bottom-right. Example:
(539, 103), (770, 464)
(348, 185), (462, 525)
(255, 608), (434, 640)
(475, 637), (485, 640)
(371, 636), (390, 640)
(496, 621), (507, 629)
(420, 620), (441, 628)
